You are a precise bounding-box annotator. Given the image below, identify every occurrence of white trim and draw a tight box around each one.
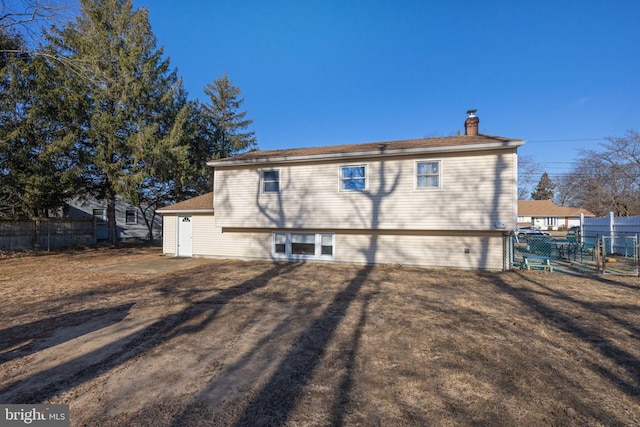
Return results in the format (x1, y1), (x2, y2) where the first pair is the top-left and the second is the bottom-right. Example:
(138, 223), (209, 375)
(339, 163), (368, 193)
(413, 159), (443, 191)
(158, 209), (214, 214)
(207, 140), (526, 167)
(272, 232), (335, 261)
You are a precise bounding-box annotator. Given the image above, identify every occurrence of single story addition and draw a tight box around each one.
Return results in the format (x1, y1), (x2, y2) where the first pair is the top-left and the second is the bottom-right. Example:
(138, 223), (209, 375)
(159, 113), (524, 270)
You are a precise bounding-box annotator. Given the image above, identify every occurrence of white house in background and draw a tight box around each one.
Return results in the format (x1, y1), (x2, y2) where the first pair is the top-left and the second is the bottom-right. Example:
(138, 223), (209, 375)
(517, 199), (595, 231)
(64, 196), (162, 241)
(158, 112), (524, 270)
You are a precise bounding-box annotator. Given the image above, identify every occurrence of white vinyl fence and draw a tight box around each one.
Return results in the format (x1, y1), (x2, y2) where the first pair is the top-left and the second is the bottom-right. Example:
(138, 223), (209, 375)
(582, 212), (640, 255)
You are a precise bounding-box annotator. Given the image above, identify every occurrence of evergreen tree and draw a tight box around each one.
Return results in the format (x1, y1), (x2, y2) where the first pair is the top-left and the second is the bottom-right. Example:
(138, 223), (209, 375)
(50, 0), (190, 242)
(0, 30), (85, 217)
(531, 172), (556, 200)
(186, 74), (256, 195)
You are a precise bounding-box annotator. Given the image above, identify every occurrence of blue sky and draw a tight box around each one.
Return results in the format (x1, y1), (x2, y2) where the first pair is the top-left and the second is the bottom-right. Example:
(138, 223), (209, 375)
(132, 0), (639, 179)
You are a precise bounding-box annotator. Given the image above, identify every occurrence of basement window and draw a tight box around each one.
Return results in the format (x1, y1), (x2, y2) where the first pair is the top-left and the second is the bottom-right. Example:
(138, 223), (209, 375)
(272, 232), (335, 260)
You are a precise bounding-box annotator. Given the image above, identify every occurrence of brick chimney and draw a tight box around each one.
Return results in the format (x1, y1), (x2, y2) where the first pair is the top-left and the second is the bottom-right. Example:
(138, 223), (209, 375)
(464, 109), (479, 136)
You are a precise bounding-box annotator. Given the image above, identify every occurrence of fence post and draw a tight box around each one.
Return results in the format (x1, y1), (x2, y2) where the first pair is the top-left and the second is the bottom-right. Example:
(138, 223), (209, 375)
(34, 219), (39, 250)
(609, 211), (615, 254)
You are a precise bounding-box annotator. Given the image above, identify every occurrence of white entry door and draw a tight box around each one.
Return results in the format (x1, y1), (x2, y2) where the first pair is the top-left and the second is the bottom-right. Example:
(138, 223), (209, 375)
(177, 216), (193, 257)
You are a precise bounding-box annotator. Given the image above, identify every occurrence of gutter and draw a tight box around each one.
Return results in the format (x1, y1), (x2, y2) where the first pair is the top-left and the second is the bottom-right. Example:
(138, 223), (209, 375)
(156, 209), (215, 214)
(207, 140), (525, 167)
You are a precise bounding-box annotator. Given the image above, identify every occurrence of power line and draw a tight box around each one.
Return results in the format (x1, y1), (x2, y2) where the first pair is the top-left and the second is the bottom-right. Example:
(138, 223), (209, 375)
(526, 138), (606, 143)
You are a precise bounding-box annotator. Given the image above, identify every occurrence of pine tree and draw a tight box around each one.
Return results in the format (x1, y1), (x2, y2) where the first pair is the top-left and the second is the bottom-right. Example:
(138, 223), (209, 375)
(186, 74), (257, 195)
(531, 172), (556, 200)
(51, 0), (189, 242)
(0, 30), (85, 217)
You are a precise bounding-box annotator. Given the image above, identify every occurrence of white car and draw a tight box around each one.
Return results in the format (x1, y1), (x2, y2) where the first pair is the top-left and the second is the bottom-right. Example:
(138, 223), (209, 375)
(517, 227), (552, 237)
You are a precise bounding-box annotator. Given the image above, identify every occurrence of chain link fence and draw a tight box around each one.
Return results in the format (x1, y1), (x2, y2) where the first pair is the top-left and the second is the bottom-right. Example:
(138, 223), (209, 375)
(512, 231), (639, 276)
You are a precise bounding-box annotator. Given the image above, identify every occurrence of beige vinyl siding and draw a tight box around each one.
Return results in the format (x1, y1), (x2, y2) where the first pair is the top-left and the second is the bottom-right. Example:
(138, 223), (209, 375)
(334, 231), (505, 270)
(208, 229), (505, 270)
(162, 215), (177, 255)
(214, 149), (517, 231)
(161, 214), (273, 260)
(191, 214), (217, 256)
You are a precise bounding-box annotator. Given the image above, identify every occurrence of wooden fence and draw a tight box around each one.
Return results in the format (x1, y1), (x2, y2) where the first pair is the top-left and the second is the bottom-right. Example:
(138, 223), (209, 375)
(0, 218), (96, 251)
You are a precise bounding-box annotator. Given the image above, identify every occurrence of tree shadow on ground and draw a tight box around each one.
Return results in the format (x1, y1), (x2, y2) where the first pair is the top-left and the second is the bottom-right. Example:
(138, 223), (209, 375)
(0, 304), (134, 364)
(490, 271), (640, 398)
(0, 262), (301, 404)
(227, 266), (374, 427)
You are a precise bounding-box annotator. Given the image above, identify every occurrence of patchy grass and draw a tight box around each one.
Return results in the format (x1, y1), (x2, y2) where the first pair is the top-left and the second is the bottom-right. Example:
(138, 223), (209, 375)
(0, 247), (638, 426)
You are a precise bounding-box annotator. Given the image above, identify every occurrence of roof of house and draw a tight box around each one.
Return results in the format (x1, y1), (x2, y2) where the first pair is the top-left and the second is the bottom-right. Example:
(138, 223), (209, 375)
(207, 134), (524, 166)
(518, 199), (595, 217)
(157, 192), (214, 214)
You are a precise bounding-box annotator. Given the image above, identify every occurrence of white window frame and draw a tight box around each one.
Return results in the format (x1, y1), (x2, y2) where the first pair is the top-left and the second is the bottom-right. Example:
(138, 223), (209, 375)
(339, 164), (368, 192)
(260, 168), (280, 194)
(414, 159), (443, 191)
(272, 232), (335, 260)
(544, 217), (558, 227)
(125, 208), (137, 224)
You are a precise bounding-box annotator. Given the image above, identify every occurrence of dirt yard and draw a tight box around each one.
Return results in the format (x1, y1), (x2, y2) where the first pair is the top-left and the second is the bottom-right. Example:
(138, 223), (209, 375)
(0, 247), (639, 426)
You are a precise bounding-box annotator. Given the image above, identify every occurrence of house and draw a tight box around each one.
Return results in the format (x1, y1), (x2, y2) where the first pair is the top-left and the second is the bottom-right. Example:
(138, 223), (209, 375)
(159, 112), (524, 270)
(63, 196), (163, 241)
(517, 199), (594, 231)
(157, 192), (214, 257)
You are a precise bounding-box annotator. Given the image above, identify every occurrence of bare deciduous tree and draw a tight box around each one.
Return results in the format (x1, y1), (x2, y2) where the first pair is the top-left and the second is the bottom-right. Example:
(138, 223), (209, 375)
(561, 131), (640, 216)
(518, 154), (540, 200)
(1, 0), (68, 33)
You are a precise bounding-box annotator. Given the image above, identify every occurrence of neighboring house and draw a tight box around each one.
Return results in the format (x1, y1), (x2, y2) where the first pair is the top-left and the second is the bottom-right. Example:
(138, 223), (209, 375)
(64, 196), (162, 241)
(517, 199), (594, 230)
(159, 112), (525, 270)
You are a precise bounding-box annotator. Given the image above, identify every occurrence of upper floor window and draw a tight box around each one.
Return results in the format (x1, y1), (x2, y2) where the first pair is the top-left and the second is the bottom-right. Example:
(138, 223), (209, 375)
(415, 160), (442, 190)
(261, 169), (280, 193)
(340, 165), (366, 191)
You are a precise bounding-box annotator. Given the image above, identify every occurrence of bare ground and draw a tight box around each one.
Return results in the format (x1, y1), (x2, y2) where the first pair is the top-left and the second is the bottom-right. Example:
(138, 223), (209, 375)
(0, 247), (639, 426)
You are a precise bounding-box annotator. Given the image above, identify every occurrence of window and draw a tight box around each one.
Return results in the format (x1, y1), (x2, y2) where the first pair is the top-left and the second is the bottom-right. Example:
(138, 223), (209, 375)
(415, 160), (442, 190)
(125, 208), (137, 224)
(261, 169), (280, 193)
(274, 233), (286, 254)
(340, 165), (366, 191)
(321, 234), (333, 256)
(544, 217), (558, 227)
(272, 232), (334, 260)
(291, 233), (315, 255)
(93, 209), (106, 224)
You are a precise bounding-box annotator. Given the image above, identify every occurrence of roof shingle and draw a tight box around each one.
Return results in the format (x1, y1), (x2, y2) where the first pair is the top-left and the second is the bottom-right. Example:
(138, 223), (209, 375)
(518, 199), (594, 217)
(208, 134), (523, 165)
(157, 192), (214, 213)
